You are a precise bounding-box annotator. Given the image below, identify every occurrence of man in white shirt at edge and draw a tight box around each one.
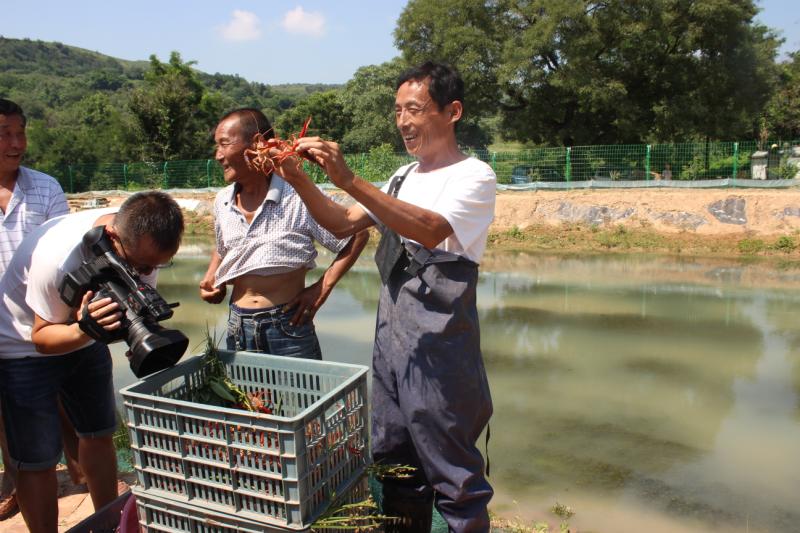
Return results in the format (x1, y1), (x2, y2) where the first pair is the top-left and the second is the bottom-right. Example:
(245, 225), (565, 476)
(0, 97), (73, 521)
(272, 62), (495, 533)
(0, 191), (183, 533)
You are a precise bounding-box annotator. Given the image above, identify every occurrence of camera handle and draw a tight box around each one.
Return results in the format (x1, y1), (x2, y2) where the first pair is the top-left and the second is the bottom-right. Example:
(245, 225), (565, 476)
(77, 289), (124, 344)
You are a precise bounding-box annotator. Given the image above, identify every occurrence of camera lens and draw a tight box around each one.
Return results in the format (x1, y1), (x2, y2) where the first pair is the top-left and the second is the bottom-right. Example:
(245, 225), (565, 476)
(127, 317), (189, 377)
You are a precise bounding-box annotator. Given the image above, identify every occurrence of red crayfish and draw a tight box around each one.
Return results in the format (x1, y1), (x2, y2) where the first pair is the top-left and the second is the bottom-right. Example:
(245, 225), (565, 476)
(244, 116), (312, 175)
(244, 389), (274, 415)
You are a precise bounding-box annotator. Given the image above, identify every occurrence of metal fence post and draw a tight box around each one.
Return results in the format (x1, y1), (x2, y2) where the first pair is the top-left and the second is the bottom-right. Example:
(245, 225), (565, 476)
(68, 165), (74, 193)
(163, 161), (169, 189)
(206, 159), (212, 188)
(565, 147), (572, 182)
(491, 151), (497, 171)
(645, 144), (651, 180)
(123, 163), (128, 189)
(731, 142), (739, 188)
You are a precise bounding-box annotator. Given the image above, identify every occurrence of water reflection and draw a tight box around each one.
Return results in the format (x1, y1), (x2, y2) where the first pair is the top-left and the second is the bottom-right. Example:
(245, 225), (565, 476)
(113, 241), (800, 532)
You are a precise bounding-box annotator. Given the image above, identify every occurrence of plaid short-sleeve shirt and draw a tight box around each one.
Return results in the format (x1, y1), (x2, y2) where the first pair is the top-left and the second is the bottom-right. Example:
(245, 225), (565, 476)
(213, 174), (350, 286)
(0, 166), (69, 276)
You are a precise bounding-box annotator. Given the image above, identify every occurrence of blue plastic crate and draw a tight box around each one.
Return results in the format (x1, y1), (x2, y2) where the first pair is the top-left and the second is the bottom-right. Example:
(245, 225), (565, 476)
(132, 474), (370, 533)
(120, 350), (368, 530)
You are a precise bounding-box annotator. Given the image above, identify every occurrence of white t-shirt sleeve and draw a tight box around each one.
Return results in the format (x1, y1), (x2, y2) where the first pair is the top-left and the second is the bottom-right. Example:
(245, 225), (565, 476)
(26, 249), (72, 324)
(435, 167), (496, 254)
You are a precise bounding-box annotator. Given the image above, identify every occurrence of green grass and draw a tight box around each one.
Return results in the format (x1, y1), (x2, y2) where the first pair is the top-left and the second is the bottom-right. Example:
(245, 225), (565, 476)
(737, 238), (766, 255)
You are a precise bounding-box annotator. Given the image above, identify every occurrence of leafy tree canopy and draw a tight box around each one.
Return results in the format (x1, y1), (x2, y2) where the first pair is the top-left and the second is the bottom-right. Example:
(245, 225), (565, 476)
(339, 58), (407, 152)
(128, 52), (209, 160)
(765, 51), (800, 140)
(395, 0), (782, 145)
(275, 90), (351, 142)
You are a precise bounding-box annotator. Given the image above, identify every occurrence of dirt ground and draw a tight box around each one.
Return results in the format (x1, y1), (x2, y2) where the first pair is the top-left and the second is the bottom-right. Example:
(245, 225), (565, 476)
(490, 188), (800, 235)
(487, 188), (800, 258)
(1, 468), (135, 532)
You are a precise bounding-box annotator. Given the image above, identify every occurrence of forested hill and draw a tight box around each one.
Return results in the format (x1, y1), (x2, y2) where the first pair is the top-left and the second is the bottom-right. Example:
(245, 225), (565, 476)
(0, 37), (347, 171)
(0, 37), (338, 117)
(0, 37), (150, 77)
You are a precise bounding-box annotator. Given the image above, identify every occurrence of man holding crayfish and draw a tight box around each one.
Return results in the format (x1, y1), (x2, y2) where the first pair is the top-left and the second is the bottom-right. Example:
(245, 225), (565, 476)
(272, 62), (495, 533)
(198, 108), (368, 359)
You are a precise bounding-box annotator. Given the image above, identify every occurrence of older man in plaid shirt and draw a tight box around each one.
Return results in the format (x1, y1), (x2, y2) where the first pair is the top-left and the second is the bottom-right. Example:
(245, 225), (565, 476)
(199, 108), (368, 359)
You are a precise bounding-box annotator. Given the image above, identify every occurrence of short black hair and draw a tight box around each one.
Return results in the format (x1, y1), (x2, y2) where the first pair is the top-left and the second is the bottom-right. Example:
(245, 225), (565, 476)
(218, 108), (273, 142)
(0, 98), (26, 127)
(396, 61), (464, 111)
(116, 191), (184, 253)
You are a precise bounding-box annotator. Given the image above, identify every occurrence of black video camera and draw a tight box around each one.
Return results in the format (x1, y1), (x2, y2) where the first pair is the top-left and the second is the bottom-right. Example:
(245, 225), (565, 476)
(59, 226), (189, 378)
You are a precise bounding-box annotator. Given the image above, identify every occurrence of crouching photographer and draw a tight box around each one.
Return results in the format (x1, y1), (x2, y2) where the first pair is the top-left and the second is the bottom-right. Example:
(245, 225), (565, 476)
(0, 191), (184, 533)
(59, 224), (189, 378)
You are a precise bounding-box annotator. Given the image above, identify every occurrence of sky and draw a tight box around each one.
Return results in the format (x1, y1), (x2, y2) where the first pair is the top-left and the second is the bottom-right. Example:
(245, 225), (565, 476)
(1, 0), (799, 85)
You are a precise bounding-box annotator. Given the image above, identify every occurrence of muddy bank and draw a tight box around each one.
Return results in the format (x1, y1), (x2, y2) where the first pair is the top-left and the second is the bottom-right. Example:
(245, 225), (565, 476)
(69, 187), (800, 259)
(490, 188), (800, 236)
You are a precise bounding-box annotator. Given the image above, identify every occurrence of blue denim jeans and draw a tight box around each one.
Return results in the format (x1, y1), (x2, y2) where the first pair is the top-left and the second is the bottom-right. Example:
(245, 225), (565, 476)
(0, 342), (116, 471)
(226, 302), (322, 360)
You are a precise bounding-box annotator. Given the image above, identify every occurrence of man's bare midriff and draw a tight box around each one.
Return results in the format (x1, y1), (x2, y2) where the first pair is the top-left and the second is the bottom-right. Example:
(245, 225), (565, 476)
(230, 268), (307, 309)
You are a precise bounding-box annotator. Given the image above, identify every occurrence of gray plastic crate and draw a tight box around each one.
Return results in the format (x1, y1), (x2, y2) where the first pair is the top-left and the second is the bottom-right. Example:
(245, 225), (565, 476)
(133, 474), (370, 533)
(120, 350), (368, 530)
(66, 490), (133, 532)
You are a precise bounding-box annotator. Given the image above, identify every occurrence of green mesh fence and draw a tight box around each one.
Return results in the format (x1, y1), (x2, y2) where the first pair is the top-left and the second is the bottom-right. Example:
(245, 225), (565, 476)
(50, 140), (800, 193)
(300, 150), (413, 185)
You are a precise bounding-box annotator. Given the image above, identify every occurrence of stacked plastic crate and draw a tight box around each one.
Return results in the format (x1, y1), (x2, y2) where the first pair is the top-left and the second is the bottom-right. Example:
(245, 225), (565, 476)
(120, 350), (369, 532)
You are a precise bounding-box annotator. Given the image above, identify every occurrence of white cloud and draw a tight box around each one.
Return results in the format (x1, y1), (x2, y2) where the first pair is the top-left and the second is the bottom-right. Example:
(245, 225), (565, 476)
(217, 10), (262, 42)
(281, 6), (326, 37)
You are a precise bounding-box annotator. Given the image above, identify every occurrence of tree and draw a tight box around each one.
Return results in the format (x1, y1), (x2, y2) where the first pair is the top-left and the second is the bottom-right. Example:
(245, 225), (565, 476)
(338, 58), (407, 152)
(765, 51), (800, 140)
(394, 0), (781, 145)
(25, 91), (140, 178)
(128, 52), (209, 161)
(275, 90), (351, 141)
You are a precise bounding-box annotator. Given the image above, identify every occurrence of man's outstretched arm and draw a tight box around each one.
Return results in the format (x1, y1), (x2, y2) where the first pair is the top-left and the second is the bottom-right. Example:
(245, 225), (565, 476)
(277, 139), (452, 248)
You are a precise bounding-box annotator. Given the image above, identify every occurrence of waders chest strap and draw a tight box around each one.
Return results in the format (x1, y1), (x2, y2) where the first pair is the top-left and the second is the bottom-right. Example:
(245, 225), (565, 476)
(402, 241), (476, 276)
(374, 164), (417, 284)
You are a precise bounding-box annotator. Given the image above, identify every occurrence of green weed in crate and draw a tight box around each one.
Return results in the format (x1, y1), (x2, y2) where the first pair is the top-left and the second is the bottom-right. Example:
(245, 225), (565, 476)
(190, 332), (282, 415)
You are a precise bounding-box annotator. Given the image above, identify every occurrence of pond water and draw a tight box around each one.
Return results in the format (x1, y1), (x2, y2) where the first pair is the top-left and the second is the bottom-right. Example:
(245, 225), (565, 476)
(111, 238), (800, 533)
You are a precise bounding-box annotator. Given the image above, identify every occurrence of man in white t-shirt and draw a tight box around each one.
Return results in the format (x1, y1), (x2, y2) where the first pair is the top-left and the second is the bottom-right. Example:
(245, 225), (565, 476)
(274, 62), (495, 533)
(0, 191), (183, 533)
(0, 97), (71, 521)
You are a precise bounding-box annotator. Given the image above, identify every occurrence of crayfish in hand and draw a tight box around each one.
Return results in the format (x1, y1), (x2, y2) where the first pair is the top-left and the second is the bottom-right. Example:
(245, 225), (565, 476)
(244, 116), (312, 175)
